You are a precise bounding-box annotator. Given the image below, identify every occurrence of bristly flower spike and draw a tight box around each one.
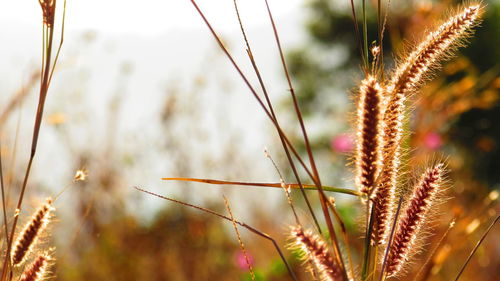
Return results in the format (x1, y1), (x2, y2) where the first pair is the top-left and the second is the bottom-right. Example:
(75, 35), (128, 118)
(11, 198), (54, 266)
(355, 76), (384, 195)
(371, 88), (405, 244)
(19, 253), (51, 281)
(290, 226), (345, 281)
(372, 3), (481, 246)
(386, 163), (445, 277)
(388, 4), (481, 97)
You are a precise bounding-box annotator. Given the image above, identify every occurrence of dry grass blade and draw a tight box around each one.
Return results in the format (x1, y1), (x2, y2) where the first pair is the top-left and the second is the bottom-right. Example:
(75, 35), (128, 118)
(327, 197), (355, 280)
(0, 142), (10, 259)
(378, 196), (403, 281)
(162, 177), (360, 196)
(2, 2), (66, 277)
(223, 196), (255, 281)
(348, 0), (364, 67)
(190, 0), (335, 234)
(231, 0), (321, 233)
(134, 186), (299, 281)
(454, 215), (499, 281)
(0, 71), (40, 127)
(415, 218), (456, 281)
(259, 4), (344, 257)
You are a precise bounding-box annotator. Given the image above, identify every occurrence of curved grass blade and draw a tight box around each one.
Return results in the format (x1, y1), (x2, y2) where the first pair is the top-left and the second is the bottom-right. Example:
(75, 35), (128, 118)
(134, 186), (299, 281)
(162, 177), (360, 196)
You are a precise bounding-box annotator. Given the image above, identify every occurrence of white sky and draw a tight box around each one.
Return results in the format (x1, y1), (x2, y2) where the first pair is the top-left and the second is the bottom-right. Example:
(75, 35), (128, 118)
(4, 0), (303, 35)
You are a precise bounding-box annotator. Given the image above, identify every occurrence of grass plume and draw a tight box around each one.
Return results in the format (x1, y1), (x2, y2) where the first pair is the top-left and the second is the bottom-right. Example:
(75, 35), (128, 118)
(388, 4), (482, 96)
(11, 198), (54, 266)
(290, 226), (344, 281)
(19, 253), (51, 281)
(371, 87), (404, 245)
(355, 76), (384, 195)
(385, 164), (445, 277)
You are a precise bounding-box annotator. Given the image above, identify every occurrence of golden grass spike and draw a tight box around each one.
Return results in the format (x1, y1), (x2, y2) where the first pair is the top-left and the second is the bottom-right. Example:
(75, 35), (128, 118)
(355, 76), (384, 195)
(388, 4), (481, 96)
(11, 198), (54, 266)
(371, 88), (406, 245)
(386, 164), (444, 277)
(290, 226), (344, 281)
(19, 253), (51, 281)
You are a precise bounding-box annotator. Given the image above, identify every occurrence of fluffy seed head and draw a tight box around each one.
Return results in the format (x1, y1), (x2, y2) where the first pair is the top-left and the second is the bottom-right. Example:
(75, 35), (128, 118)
(370, 89), (406, 244)
(386, 164), (444, 277)
(355, 76), (384, 195)
(19, 253), (51, 281)
(74, 169), (88, 182)
(290, 226), (344, 281)
(389, 4), (481, 97)
(12, 198), (54, 266)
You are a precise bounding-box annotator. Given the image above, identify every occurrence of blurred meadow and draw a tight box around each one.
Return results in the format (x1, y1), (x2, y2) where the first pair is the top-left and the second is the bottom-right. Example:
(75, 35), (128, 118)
(0, 0), (498, 281)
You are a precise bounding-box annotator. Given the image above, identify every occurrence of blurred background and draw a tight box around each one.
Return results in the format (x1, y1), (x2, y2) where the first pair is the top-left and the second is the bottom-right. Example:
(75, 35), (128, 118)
(0, 0), (498, 280)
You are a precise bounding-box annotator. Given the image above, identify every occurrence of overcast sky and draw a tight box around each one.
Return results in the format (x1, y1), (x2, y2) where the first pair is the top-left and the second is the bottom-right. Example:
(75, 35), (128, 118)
(4, 0), (303, 35)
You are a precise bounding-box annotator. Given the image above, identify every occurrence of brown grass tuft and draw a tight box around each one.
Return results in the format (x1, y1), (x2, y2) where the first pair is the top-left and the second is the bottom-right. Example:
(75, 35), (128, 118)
(386, 163), (445, 277)
(355, 76), (384, 195)
(290, 226), (344, 281)
(11, 198), (54, 266)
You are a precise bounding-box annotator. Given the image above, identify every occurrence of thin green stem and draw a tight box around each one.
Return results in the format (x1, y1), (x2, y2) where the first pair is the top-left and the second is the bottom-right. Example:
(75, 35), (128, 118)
(362, 202), (376, 281)
(162, 177), (360, 196)
(135, 186), (299, 281)
(379, 196), (403, 281)
(0, 142), (11, 268)
(454, 215), (499, 281)
(231, 0), (321, 233)
(2, 16), (57, 281)
(362, 0), (369, 70)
